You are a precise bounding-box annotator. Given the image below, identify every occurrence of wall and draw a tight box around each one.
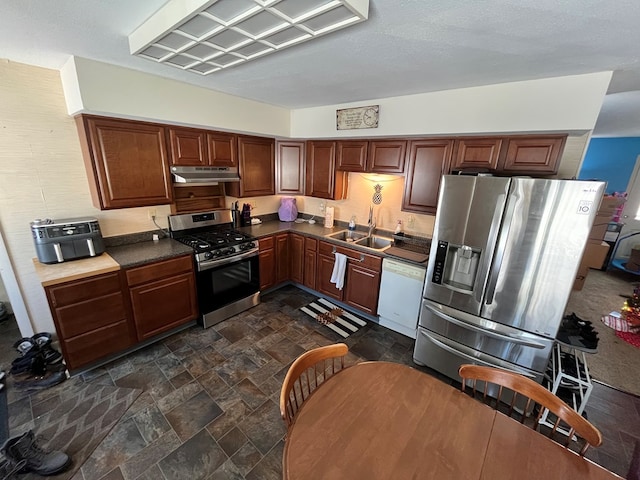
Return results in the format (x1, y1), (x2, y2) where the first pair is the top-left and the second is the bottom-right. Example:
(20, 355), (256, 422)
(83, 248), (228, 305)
(579, 137), (640, 193)
(290, 72), (612, 138)
(0, 60), (174, 335)
(61, 57), (291, 138)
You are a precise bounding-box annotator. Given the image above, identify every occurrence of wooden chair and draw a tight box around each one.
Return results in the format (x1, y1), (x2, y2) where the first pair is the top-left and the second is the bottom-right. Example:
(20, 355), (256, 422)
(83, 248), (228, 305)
(280, 343), (349, 428)
(458, 364), (602, 455)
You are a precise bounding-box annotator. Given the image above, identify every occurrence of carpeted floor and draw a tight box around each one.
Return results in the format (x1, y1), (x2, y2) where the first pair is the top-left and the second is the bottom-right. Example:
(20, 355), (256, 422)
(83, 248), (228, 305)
(565, 267), (640, 397)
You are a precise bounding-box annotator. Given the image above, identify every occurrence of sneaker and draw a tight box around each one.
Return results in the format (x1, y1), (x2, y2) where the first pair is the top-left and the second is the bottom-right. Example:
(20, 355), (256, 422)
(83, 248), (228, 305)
(31, 333), (63, 365)
(1, 430), (71, 476)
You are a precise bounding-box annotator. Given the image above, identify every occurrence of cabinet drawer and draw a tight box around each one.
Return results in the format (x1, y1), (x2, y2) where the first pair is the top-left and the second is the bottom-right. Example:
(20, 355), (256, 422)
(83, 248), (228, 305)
(54, 292), (127, 338)
(259, 235), (274, 251)
(318, 241), (382, 271)
(126, 255), (193, 287)
(47, 272), (122, 307)
(62, 320), (134, 370)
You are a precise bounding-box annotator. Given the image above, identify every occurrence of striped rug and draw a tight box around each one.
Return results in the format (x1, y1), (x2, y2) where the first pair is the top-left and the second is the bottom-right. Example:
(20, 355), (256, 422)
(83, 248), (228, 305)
(300, 298), (368, 338)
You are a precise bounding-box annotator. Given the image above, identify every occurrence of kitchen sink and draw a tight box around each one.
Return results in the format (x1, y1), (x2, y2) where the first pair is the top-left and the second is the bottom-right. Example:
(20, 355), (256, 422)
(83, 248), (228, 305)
(325, 229), (367, 243)
(354, 235), (393, 251)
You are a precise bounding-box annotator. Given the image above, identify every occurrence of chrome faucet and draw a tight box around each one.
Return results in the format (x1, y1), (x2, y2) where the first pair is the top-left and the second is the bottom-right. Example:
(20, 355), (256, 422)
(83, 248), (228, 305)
(367, 206), (376, 237)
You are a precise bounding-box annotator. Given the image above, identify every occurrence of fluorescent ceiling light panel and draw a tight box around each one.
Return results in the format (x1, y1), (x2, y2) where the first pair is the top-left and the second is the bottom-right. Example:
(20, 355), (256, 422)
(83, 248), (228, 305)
(129, 0), (369, 74)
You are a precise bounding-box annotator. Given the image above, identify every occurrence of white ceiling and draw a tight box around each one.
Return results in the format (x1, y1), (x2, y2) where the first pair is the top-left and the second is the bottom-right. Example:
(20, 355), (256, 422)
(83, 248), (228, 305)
(2, 0), (640, 136)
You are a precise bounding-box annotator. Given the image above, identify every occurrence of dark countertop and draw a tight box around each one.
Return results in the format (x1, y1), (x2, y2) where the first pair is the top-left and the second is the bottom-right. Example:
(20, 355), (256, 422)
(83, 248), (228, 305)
(106, 238), (194, 268)
(237, 220), (430, 266)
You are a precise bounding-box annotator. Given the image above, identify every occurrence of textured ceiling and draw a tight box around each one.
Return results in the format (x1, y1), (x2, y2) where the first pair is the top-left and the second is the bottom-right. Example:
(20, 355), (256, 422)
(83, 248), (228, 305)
(1, 0), (639, 136)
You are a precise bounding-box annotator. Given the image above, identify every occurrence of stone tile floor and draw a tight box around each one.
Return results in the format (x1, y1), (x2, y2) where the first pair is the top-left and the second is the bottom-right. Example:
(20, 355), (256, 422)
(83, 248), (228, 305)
(3, 286), (639, 478)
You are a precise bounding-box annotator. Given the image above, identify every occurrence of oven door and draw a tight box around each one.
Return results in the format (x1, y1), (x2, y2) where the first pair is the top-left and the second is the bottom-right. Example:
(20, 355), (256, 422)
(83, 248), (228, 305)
(196, 250), (260, 327)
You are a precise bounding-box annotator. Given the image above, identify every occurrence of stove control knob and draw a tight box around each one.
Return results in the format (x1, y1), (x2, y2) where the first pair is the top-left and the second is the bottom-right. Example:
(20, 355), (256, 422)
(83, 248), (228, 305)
(247, 242), (256, 249)
(204, 252), (213, 260)
(214, 249), (223, 257)
(226, 248), (236, 255)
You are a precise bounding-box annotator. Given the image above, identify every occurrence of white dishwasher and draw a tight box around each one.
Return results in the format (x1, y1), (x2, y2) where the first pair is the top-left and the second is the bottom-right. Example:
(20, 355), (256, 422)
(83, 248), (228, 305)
(377, 257), (426, 339)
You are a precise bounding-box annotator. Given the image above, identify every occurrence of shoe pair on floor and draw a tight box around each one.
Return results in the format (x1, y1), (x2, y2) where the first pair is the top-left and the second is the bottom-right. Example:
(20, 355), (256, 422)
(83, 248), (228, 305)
(0, 430), (71, 478)
(9, 333), (66, 392)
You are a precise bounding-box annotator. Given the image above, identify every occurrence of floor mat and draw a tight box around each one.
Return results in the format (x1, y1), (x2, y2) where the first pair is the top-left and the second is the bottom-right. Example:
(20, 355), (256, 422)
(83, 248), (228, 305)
(7, 377), (140, 480)
(300, 298), (368, 338)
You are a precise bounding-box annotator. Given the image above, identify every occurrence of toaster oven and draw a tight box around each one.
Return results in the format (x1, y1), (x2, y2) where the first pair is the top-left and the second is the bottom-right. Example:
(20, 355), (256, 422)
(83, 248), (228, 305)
(31, 217), (105, 264)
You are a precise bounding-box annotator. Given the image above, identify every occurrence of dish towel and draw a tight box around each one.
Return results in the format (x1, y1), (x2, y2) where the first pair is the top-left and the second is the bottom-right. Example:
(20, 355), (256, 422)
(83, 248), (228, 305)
(330, 252), (347, 290)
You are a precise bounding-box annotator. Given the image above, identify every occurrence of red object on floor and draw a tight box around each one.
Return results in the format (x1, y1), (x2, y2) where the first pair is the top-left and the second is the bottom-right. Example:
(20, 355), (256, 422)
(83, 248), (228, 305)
(616, 330), (640, 348)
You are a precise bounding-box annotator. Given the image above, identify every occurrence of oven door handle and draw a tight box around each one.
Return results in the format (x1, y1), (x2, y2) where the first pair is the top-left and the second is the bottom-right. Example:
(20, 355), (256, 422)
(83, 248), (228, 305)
(197, 247), (259, 271)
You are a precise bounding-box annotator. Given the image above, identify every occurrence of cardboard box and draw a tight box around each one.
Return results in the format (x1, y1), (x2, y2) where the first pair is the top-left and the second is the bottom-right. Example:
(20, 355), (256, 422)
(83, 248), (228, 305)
(573, 263), (589, 291)
(582, 241), (610, 269)
(588, 222), (609, 244)
(598, 196), (626, 216)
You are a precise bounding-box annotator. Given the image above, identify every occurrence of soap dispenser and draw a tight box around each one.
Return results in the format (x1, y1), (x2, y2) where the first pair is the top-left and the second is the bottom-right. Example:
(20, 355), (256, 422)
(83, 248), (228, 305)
(348, 216), (356, 239)
(394, 220), (403, 234)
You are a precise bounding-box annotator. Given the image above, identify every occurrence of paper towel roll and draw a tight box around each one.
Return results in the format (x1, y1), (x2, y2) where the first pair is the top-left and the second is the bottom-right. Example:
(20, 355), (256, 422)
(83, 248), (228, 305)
(324, 206), (335, 228)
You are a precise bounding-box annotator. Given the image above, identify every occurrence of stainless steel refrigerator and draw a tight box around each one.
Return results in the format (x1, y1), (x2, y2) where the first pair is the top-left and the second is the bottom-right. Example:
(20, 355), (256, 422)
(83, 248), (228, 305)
(413, 175), (605, 383)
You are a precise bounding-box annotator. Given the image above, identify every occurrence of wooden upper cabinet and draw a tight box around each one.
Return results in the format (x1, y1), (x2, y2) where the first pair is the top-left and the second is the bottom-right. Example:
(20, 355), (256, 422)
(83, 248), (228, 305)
(76, 115), (173, 209)
(276, 141), (305, 195)
(499, 135), (566, 174)
(306, 141), (348, 200)
(169, 128), (207, 166)
(207, 132), (237, 167)
(226, 135), (275, 197)
(337, 140), (368, 172)
(452, 137), (503, 171)
(402, 139), (453, 214)
(368, 140), (407, 173)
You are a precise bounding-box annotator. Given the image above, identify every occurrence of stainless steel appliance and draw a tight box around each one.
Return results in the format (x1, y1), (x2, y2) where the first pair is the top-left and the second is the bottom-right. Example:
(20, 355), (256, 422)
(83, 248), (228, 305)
(169, 210), (259, 328)
(413, 175), (606, 383)
(170, 165), (240, 185)
(31, 217), (105, 264)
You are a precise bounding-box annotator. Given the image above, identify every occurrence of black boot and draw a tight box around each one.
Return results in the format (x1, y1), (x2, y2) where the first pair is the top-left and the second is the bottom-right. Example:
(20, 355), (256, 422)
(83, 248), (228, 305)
(31, 333), (63, 365)
(0, 458), (27, 480)
(1, 430), (71, 476)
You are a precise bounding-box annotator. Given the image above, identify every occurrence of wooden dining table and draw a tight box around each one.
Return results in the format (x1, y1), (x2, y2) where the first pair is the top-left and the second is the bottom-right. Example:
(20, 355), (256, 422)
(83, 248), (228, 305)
(282, 361), (622, 480)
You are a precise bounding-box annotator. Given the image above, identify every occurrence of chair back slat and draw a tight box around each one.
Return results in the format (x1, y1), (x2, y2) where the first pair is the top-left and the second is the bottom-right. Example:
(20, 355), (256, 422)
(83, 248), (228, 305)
(459, 364), (602, 455)
(280, 343), (349, 428)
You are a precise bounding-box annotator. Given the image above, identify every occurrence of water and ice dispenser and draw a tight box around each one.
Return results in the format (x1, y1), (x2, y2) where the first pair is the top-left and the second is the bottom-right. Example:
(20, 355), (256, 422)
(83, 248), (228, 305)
(431, 241), (481, 292)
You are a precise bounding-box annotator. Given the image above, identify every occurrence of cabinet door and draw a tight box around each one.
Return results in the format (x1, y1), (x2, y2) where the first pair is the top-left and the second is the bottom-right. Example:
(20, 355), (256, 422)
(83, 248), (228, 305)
(226, 135), (275, 197)
(344, 263), (381, 315)
(306, 141), (348, 199)
(451, 138), (502, 171)
(500, 136), (566, 174)
(207, 132), (237, 167)
(289, 233), (305, 284)
(402, 139), (453, 214)
(303, 237), (317, 290)
(259, 236), (276, 290)
(276, 141), (305, 195)
(76, 116), (173, 209)
(336, 140), (368, 172)
(169, 128), (207, 166)
(130, 272), (197, 340)
(275, 233), (290, 284)
(317, 254), (344, 301)
(368, 140), (407, 173)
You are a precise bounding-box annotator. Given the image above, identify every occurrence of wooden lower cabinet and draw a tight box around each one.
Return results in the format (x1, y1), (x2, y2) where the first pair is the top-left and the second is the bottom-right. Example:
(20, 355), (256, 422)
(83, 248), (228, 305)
(275, 233), (289, 284)
(289, 233), (305, 284)
(303, 237), (317, 290)
(45, 271), (136, 370)
(259, 236), (276, 290)
(125, 255), (198, 341)
(316, 241), (382, 315)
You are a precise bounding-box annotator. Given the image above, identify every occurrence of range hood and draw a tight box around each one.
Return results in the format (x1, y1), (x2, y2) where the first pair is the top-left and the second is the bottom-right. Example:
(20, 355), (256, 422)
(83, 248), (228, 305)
(171, 166), (240, 185)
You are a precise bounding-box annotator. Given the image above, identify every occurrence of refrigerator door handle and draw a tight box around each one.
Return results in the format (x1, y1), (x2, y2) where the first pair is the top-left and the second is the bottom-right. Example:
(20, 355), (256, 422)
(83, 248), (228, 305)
(419, 329), (537, 379)
(424, 303), (547, 349)
(485, 192), (519, 305)
(475, 193), (507, 304)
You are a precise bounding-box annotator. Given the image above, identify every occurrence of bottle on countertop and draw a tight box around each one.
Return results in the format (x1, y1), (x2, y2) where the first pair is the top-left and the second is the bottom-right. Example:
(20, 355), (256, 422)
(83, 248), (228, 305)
(394, 220), (403, 234)
(347, 216), (356, 240)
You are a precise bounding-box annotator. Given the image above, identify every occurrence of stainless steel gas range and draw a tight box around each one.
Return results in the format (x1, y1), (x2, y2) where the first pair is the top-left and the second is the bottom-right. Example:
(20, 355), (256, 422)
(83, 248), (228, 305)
(169, 210), (260, 328)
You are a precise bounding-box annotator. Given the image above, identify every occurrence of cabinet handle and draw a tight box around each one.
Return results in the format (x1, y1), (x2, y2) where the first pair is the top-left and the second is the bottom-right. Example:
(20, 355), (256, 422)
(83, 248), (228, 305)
(331, 246), (365, 262)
